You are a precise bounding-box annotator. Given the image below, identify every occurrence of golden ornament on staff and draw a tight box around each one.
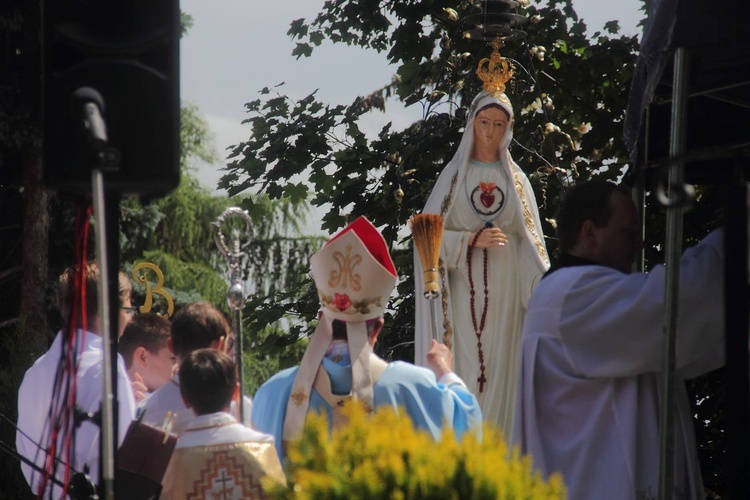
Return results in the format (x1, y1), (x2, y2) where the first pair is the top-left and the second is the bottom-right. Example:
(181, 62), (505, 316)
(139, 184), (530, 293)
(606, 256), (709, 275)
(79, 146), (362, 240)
(410, 213), (444, 340)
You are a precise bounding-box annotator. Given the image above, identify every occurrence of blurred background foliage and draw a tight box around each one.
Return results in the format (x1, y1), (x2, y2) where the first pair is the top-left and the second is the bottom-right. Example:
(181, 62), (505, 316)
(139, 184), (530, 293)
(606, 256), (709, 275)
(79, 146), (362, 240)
(0, 0), (730, 496)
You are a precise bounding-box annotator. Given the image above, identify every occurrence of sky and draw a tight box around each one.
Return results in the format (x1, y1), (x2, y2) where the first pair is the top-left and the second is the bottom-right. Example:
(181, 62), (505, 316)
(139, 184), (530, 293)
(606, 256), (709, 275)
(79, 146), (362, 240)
(180, 0), (644, 195)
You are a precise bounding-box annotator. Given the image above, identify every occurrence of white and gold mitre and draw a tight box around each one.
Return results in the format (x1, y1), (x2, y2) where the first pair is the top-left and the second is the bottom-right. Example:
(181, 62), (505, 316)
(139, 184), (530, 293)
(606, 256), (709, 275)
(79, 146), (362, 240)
(310, 216), (397, 322)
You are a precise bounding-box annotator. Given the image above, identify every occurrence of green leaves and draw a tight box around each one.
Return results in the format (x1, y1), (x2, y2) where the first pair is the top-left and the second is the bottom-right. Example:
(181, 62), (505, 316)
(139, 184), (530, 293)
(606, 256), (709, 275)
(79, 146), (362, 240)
(283, 182), (309, 204)
(180, 102), (219, 171)
(603, 20), (621, 34)
(287, 18), (308, 39)
(225, 0), (643, 366)
(292, 42), (313, 59)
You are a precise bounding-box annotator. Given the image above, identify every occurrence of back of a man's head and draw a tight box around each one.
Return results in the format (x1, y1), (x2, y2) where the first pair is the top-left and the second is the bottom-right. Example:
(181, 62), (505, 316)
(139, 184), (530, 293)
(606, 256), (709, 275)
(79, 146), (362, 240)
(555, 180), (630, 253)
(179, 348), (236, 416)
(57, 262), (132, 327)
(169, 301), (231, 359)
(118, 312), (171, 369)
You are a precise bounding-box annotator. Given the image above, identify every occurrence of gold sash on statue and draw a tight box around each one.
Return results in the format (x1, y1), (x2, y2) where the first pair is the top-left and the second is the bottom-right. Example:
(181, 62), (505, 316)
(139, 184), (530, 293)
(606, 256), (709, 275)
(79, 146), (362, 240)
(160, 441), (285, 499)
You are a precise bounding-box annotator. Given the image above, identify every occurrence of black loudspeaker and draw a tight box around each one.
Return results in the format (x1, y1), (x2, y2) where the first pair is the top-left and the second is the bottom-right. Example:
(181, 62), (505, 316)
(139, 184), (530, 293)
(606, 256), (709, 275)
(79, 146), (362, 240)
(42, 0), (180, 196)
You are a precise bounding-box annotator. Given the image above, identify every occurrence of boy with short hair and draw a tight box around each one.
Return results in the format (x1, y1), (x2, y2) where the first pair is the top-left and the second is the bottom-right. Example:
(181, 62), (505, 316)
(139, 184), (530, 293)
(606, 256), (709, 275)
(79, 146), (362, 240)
(159, 349), (284, 499)
(118, 312), (175, 402)
(139, 301), (251, 435)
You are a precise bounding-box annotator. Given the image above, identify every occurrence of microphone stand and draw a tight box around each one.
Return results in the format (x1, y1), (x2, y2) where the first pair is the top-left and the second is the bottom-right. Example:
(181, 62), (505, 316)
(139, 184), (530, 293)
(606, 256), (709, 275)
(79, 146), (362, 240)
(212, 207), (253, 424)
(73, 86), (122, 500)
(92, 171), (120, 500)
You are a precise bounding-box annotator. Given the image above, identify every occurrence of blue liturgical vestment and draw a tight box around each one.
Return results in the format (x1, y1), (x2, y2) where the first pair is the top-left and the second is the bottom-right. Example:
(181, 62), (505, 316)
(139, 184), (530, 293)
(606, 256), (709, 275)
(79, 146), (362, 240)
(252, 353), (482, 465)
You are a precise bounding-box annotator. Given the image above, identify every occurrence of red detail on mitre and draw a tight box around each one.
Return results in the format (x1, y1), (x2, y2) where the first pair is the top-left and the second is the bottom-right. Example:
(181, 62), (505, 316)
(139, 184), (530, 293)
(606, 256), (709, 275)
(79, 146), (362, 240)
(332, 293), (352, 311)
(326, 216), (397, 277)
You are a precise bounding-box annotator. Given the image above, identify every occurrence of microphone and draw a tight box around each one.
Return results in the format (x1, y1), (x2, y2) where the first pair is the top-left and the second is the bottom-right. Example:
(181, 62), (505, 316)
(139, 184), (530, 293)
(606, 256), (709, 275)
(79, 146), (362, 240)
(71, 87), (122, 170)
(72, 87), (108, 149)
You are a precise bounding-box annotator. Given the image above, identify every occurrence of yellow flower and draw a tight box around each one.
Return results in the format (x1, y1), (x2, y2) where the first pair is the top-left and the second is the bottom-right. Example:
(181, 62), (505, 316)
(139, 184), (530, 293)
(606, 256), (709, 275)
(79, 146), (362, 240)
(267, 401), (566, 499)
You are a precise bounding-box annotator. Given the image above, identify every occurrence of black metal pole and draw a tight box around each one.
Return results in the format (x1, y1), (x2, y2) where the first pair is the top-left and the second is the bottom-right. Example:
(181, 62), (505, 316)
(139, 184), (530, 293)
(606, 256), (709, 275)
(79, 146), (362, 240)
(724, 156), (749, 499)
(93, 172), (120, 500)
(659, 46), (689, 500)
(106, 188), (121, 497)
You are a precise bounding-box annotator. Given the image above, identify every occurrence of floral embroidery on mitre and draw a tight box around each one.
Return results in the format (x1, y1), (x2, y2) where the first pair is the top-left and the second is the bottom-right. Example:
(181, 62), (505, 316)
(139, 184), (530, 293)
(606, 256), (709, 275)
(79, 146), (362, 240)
(320, 292), (383, 316)
(331, 293), (352, 311)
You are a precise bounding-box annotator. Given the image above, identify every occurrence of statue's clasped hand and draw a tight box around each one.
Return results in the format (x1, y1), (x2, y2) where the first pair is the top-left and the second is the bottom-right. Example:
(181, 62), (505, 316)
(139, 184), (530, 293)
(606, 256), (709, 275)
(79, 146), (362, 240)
(470, 227), (508, 248)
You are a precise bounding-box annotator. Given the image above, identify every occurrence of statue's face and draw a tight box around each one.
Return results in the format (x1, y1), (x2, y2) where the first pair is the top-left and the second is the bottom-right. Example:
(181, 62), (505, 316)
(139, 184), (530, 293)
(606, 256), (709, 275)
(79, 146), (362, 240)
(472, 106), (509, 157)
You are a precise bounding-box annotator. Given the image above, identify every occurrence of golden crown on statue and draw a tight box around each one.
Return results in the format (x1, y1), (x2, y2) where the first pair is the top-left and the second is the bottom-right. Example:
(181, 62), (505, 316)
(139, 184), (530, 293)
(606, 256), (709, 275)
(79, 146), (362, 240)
(476, 38), (514, 95)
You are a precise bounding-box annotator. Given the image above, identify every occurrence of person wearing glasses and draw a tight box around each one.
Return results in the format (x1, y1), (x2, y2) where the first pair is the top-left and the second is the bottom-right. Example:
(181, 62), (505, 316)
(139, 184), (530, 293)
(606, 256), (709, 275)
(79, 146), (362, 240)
(513, 180), (724, 499)
(16, 262), (137, 496)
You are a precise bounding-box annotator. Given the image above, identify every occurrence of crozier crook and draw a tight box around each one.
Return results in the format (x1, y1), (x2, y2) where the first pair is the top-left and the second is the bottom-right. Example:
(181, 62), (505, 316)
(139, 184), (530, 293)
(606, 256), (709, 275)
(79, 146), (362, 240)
(212, 207), (253, 423)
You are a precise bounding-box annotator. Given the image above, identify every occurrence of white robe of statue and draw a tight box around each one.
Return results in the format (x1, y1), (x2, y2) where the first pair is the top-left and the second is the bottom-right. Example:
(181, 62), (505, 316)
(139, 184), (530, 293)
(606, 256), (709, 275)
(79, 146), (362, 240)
(415, 91), (549, 437)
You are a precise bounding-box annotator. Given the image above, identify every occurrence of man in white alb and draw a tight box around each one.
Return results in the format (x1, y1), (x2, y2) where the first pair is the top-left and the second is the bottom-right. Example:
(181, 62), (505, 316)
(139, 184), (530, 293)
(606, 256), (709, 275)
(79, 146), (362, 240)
(16, 262), (136, 496)
(513, 180), (724, 499)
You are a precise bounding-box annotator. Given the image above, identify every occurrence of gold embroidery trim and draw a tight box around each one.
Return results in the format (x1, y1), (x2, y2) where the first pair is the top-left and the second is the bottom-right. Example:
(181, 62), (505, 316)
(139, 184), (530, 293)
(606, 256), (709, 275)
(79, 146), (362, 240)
(510, 152), (548, 264)
(290, 388), (308, 407)
(437, 172), (458, 348)
(328, 244), (362, 291)
(439, 172), (459, 218)
(439, 259), (452, 349)
(319, 293), (383, 316)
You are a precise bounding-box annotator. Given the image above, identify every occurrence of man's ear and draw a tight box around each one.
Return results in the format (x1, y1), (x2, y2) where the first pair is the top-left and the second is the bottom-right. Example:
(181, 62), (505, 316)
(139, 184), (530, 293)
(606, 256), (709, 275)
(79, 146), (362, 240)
(167, 338), (175, 355)
(210, 336), (224, 351)
(369, 318), (385, 344)
(134, 346), (148, 367)
(580, 220), (597, 247)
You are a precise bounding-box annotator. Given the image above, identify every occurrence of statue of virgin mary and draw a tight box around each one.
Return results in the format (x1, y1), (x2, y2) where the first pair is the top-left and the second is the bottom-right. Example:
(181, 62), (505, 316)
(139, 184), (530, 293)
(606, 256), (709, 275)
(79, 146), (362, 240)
(414, 47), (549, 436)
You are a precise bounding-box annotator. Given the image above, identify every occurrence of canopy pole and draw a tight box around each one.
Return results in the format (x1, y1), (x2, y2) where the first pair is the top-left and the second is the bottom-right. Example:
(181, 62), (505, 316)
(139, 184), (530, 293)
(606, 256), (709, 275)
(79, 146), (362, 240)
(633, 105), (649, 274)
(658, 46), (689, 500)
(725, 156), (750, 498)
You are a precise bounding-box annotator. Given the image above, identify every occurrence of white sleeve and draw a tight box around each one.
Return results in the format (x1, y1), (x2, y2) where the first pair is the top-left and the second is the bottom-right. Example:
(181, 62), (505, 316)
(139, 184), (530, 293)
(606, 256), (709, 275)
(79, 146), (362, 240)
(559, 229), (724, 378)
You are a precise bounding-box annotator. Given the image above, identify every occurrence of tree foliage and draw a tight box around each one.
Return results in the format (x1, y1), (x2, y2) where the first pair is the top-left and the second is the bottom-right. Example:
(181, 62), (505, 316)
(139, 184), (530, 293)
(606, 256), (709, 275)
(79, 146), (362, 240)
(223, 0), (641, 362)
(0, 4), (321, 494)
(121, 104), (322, 393)
(225, 2), (732, 494)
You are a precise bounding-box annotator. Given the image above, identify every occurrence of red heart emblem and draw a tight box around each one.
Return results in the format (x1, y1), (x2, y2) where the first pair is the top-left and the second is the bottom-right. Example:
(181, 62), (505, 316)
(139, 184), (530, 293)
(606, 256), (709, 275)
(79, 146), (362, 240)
(480, 191), (495, 208)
